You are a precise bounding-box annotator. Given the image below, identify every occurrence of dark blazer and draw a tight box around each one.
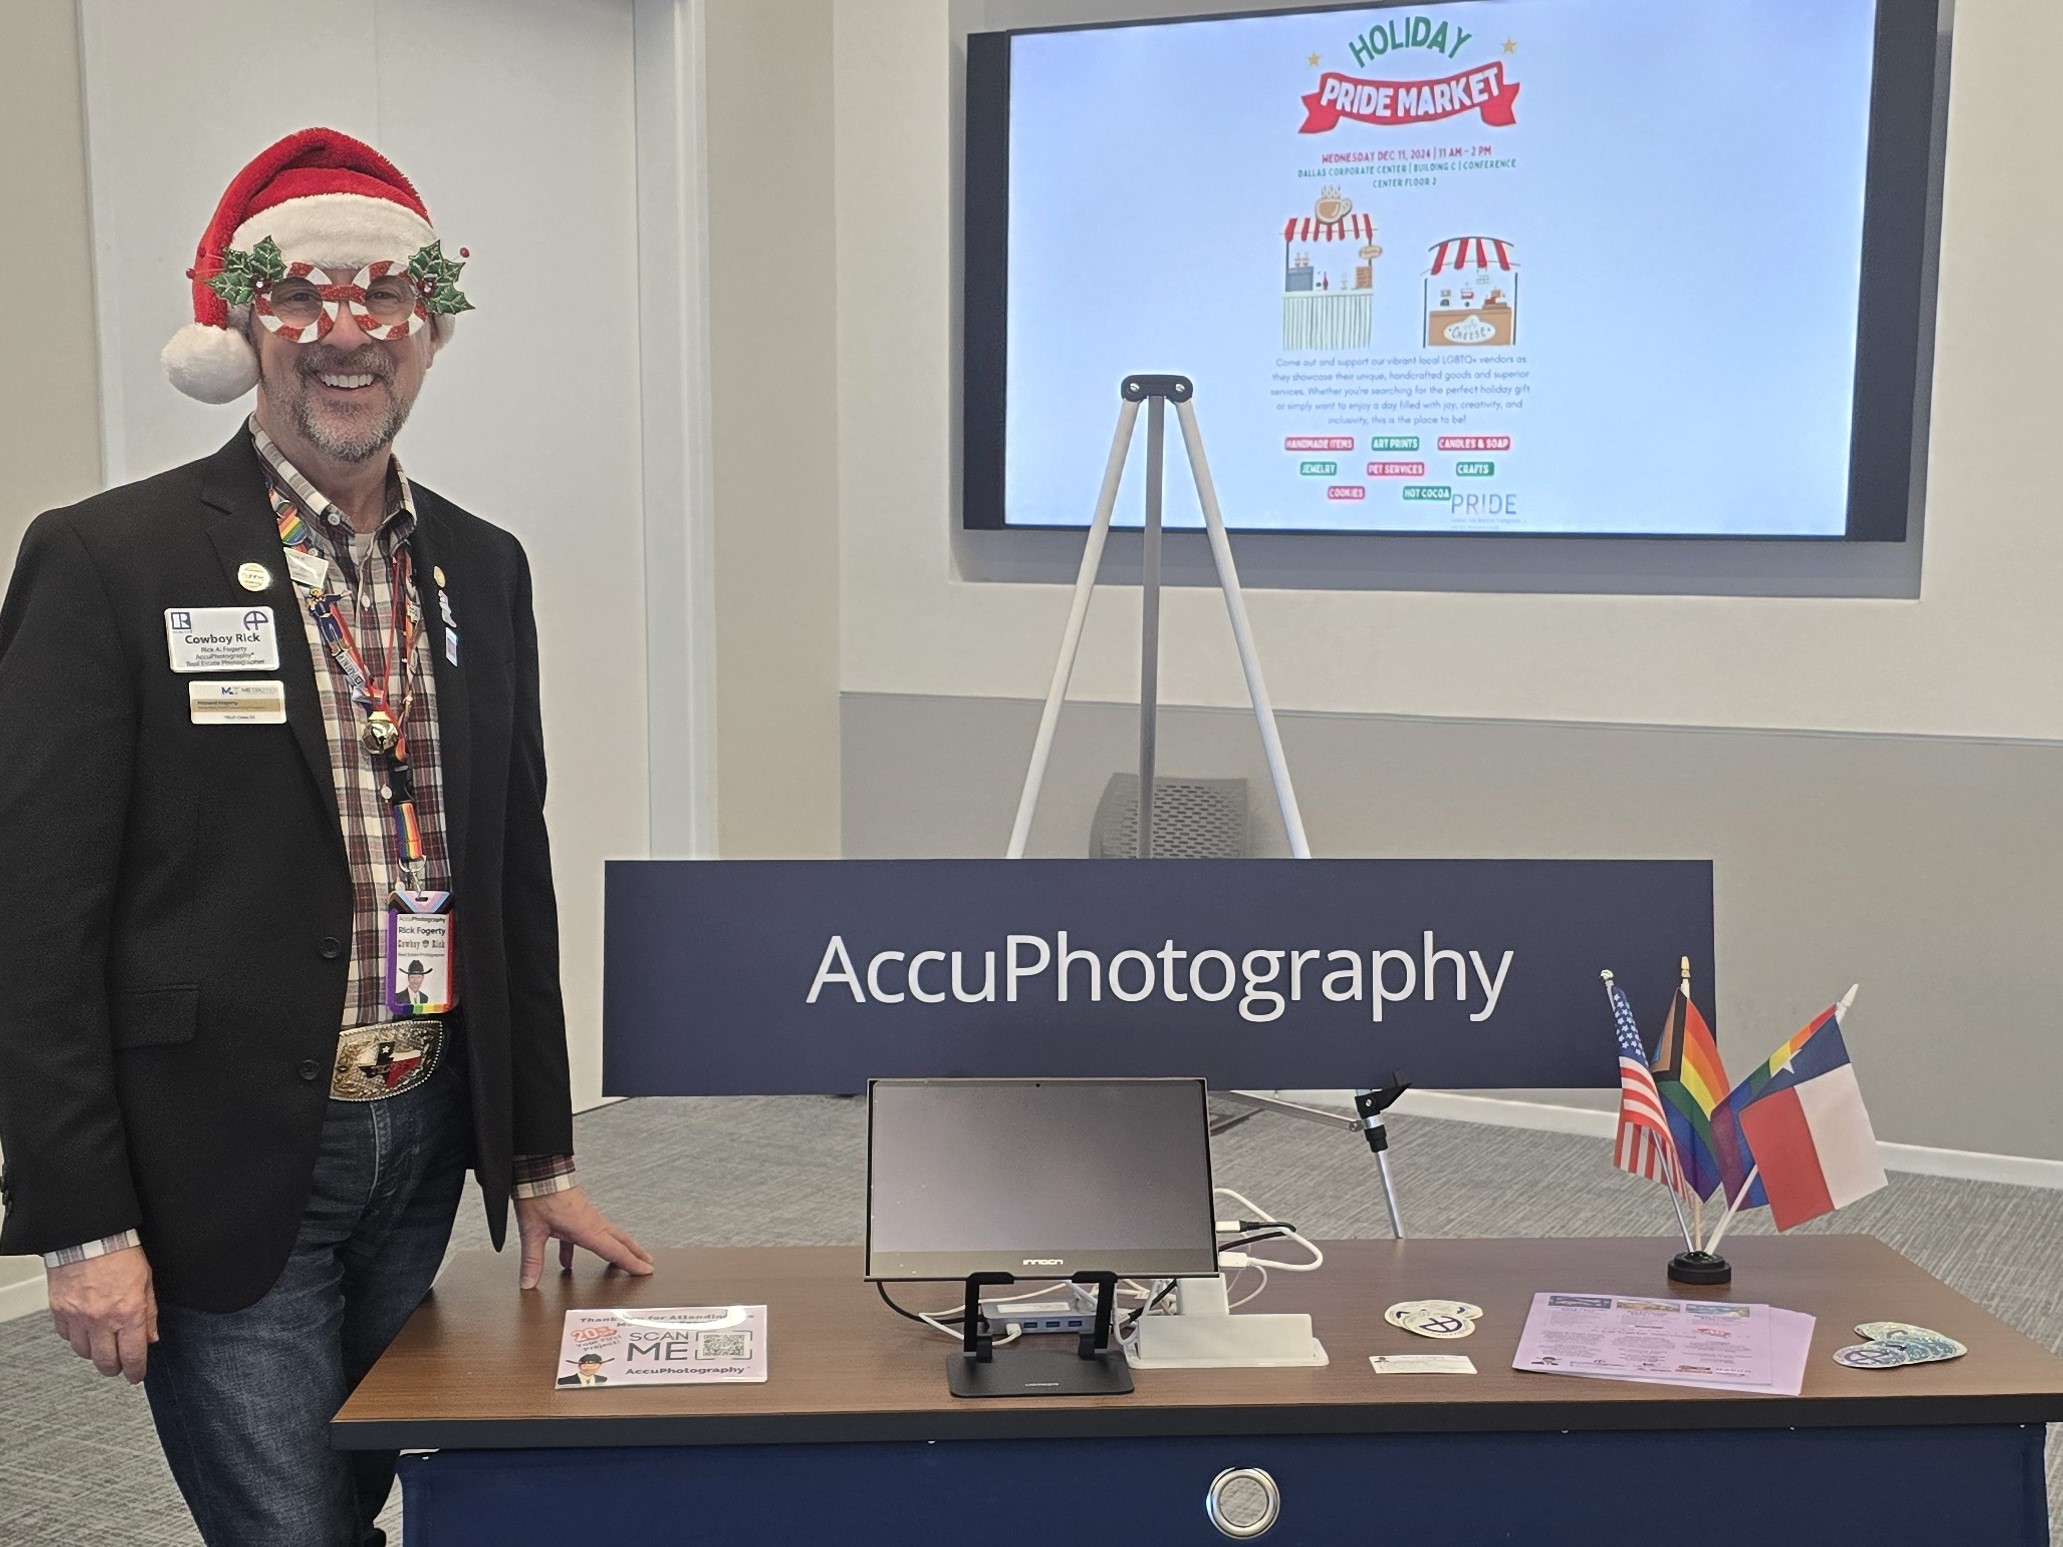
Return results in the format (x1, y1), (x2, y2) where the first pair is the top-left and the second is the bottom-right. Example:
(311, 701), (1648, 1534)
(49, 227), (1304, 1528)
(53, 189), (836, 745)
(0, 430), (573, 1312)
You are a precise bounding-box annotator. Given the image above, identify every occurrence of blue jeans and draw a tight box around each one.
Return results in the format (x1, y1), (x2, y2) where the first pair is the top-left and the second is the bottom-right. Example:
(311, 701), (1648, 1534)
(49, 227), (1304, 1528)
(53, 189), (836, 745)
(145, 1049), (473, 1547)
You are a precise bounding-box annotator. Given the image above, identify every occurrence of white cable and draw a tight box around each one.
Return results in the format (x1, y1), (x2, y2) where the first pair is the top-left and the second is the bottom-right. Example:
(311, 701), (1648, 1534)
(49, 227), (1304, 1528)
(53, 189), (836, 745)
(917, 1311), (1021, 1346)
(1212, 1185), (1325, 1272)
(1244, 1238), (1324, 1273)
(1228, 1264), (1270, 1309)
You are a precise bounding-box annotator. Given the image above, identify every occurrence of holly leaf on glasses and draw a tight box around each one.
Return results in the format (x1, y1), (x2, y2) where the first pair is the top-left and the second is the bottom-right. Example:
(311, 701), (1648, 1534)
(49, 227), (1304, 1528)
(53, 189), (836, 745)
(407, 241), (475, 316)
(202, 236), (288, 307)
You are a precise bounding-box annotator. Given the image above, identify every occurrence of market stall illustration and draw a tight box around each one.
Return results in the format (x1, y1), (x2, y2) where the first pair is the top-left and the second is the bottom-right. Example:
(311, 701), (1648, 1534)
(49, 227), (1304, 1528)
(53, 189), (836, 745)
(1281, 188), (1380, 351)
(1425, 235), (1519, 347)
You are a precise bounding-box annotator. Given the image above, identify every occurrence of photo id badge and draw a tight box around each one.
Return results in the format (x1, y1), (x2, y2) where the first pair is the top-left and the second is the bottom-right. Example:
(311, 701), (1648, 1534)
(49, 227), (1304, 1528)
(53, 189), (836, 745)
(386, 891), (458, 1016)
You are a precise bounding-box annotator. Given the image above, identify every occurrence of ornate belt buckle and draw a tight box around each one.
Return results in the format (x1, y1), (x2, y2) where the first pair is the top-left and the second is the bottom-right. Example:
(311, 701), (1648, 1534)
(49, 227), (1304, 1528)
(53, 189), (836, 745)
(331, 1019), (443, 1101)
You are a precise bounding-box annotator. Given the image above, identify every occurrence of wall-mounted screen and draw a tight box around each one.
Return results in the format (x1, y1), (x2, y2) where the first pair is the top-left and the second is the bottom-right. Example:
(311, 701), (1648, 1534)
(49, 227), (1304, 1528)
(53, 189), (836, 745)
(964, 0), (1941, 539)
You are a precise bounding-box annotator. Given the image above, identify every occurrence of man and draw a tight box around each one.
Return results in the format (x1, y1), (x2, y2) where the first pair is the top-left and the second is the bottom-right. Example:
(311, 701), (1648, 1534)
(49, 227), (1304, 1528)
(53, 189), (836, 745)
(0, 129), (652, 1545)
(402, 960), (432, 1006)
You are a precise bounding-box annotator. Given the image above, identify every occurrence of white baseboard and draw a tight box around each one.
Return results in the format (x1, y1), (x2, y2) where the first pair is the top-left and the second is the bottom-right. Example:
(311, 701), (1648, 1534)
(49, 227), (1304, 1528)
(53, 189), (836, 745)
(1276, 1089), (2063, 1191)
(0, 1265), (47, 1325)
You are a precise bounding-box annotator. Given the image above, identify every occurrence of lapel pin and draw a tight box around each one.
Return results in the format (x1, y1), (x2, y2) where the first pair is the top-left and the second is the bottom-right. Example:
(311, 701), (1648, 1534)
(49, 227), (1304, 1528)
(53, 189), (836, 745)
(433, 565), (447, 587)
(237, 562), (273, 592)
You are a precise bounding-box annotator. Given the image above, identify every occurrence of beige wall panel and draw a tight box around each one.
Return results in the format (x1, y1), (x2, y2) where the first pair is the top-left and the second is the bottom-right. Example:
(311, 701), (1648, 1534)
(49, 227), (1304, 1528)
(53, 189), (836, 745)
(704, 0), (843, 857)
(843, 690), (2063, 1162)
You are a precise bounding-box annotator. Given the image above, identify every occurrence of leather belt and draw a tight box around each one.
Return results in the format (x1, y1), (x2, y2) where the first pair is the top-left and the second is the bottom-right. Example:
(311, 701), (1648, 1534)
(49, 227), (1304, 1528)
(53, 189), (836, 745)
(331, 1019), (444, 1101)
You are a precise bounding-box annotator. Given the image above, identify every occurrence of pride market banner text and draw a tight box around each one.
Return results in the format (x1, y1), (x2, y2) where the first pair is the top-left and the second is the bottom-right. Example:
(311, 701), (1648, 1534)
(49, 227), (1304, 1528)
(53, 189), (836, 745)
(602, 859), (1714, 1095)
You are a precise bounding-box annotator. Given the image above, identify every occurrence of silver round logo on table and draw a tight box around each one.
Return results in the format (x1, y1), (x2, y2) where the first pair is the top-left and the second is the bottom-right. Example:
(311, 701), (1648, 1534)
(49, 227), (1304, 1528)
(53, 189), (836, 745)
(1206, 1467), (1280, 1538)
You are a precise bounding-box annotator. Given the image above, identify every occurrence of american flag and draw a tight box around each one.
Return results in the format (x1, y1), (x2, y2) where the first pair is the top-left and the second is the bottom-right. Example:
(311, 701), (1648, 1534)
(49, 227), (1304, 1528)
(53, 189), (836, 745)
(1610, 980), (1681, 1187)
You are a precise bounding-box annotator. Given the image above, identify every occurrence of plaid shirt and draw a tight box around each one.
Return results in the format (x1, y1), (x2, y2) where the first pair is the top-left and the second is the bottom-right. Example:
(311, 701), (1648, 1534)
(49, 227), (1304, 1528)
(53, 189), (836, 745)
(42, 424), (574, 1269)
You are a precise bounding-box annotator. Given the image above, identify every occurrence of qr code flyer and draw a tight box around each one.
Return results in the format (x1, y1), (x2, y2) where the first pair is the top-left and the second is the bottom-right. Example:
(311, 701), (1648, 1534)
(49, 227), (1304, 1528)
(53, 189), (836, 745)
(556, 1305), (769, 1386)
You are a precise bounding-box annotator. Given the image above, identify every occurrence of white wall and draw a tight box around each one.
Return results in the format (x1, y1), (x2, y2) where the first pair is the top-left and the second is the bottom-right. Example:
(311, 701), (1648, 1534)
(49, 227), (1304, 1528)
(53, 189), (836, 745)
(77, 0), (652, 1108)
(835, 0), (2063, 743)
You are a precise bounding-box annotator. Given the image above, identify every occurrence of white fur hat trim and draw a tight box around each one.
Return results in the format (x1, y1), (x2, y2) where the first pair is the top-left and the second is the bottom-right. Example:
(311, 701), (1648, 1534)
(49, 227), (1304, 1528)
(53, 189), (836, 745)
(161, 322), (261, 405)
(231, 192), (438, 271)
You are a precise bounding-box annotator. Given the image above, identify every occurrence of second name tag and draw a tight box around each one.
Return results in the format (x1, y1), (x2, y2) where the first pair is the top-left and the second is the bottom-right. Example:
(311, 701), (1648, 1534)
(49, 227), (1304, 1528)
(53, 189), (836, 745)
(188, 680), (287, 725)
(166, 606), (280, 672)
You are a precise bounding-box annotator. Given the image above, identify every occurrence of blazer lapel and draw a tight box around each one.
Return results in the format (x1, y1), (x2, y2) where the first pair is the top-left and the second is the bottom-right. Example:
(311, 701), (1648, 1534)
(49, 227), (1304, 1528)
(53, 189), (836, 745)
(198, 433), (342, 843)
(408, 501), (472, 891)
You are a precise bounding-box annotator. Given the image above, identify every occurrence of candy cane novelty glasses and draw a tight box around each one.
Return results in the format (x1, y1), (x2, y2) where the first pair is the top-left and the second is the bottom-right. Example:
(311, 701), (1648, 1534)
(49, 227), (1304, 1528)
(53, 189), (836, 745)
(198, 236), (474, 343)
(257, 265), (427, 341)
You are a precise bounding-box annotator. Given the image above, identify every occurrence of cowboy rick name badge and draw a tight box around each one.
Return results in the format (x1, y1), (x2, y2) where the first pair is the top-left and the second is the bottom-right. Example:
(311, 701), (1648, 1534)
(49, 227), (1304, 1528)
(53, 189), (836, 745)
(165, 606), (280, 672)
(387, 891), (458, 1016)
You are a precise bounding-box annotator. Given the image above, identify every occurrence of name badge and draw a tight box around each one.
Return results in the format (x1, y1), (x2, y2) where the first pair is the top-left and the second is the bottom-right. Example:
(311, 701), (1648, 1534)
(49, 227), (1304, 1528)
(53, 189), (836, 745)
(188, 680), (287, 725)
(387, 891), (459, 1016)
(166, 606), (280, 673)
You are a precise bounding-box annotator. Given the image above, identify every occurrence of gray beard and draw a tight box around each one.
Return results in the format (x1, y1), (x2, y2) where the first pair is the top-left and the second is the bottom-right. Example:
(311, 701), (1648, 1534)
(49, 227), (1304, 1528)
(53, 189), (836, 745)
(267, 345), (419, 463)
(286, 382), (415, 464)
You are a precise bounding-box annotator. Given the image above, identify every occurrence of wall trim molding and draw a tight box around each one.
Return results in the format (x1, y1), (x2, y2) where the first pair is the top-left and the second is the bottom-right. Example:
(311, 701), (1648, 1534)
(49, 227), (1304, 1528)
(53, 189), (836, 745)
(0, 1267), (47, 1325)
(840, 688), (2063, 754)
(1279, 1088), (2063, 1191)
(634, 0), (721, 858)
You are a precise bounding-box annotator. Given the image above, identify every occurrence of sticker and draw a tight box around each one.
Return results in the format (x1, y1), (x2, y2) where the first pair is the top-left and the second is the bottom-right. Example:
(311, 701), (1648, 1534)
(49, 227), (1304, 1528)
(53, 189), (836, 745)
(1833, 1343), (1916, 1368)
(1839, 1321), (1966, 1367)
(166, 607), (280, 673)
(1385, 1300), (1484, 1339)
(1855, 1322), (1964, 1355)
(238, 562), (273, 592)
(188, 680), (287, 725)
(285, 548), (330, 589)
(1370, 1354), (1477, 1375)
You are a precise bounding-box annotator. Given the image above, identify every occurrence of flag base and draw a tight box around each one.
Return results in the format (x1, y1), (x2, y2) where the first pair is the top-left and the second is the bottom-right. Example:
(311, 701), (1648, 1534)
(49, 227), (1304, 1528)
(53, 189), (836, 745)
(1667, 1250), (1732, 1286)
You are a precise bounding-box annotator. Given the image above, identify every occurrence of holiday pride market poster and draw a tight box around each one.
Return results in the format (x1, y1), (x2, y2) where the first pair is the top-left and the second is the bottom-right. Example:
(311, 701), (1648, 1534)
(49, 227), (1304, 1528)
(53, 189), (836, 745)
(1002, 0), (1878, 536)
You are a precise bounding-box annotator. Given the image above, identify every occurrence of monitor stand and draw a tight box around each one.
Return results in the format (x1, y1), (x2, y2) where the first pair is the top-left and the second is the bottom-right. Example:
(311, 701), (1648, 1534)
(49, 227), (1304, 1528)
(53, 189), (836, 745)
(947, 1272), (1134, 1399)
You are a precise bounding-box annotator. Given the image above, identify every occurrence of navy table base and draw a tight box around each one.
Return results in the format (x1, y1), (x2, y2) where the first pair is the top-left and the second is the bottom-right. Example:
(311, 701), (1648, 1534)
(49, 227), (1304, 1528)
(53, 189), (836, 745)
(400, 1423), (2050, 1546)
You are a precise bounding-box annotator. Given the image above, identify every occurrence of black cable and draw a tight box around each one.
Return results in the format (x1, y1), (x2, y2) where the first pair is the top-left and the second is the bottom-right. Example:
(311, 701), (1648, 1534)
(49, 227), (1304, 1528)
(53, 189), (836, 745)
(1218, 1228), (1293, 1254)
(876, 1281), (963, 1324)
(1120, 1278), (1178, 1335)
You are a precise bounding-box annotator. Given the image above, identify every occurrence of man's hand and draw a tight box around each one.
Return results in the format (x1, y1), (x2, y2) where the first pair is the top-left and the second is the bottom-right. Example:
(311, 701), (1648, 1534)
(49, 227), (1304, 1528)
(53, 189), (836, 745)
(514, 1187), (655, 1289)
(48, 1245), (157, 1383)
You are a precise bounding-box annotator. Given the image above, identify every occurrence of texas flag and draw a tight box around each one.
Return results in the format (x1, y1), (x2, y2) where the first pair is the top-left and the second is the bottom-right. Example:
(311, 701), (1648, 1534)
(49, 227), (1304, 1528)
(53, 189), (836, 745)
(1731, 994), (1887, 1230)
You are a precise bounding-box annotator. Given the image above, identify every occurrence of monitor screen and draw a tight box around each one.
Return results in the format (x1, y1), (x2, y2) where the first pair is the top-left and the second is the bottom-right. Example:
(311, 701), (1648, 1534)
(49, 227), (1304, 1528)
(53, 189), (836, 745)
(963, 0), (1940, 539)
(865, 1077), (1220, 1281)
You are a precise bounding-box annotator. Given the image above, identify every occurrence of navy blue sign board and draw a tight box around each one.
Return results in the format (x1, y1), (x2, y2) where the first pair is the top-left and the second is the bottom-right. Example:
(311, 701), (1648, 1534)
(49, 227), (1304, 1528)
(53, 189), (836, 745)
(602, 859), (1714, 1096)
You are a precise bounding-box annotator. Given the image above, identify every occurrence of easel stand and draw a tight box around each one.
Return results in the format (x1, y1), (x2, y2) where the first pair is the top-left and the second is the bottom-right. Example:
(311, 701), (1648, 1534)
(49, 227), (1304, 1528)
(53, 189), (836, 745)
(948, 1272), (1132, 1398)
(1005, 375), (1406, 1240)
(1005, 375), (1309, 861)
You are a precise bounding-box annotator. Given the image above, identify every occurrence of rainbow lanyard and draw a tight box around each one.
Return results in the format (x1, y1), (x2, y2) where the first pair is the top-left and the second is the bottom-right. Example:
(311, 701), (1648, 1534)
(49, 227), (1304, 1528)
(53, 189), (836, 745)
(269, 482), (428, 891)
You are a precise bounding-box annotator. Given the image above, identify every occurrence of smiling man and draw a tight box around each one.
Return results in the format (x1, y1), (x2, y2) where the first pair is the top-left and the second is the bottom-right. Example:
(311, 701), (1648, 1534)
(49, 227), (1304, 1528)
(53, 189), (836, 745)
(0, 129), (650, 1546)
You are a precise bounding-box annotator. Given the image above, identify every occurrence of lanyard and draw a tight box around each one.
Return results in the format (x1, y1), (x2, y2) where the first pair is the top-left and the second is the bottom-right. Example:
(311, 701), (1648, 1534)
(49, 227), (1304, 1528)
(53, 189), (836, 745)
(268, 481), (428, 890)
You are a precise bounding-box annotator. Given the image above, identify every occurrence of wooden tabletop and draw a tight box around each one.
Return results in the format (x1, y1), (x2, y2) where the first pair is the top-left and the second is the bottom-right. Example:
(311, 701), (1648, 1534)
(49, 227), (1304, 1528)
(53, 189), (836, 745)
(332, 1236), (2063, 1450)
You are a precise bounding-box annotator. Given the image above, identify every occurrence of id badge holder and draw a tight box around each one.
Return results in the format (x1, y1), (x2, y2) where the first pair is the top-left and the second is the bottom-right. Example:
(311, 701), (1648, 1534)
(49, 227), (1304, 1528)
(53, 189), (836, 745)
(386, 891), (459, 1016)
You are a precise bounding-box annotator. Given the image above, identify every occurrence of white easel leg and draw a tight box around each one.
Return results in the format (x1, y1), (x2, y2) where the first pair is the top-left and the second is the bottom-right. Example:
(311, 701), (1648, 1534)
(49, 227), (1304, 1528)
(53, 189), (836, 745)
(1173, 398), (1312, 859)
(1005, 398), (1141, 858)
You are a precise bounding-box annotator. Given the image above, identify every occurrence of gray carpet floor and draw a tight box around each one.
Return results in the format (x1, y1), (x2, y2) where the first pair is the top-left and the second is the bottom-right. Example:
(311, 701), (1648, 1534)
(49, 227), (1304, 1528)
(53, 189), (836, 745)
(2, 1096), (2057, 1543)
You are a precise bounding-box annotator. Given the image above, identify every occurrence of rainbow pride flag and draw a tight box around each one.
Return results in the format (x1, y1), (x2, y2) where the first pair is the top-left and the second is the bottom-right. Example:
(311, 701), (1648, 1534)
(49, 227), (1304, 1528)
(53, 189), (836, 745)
(1650, 977), (1728, 1201)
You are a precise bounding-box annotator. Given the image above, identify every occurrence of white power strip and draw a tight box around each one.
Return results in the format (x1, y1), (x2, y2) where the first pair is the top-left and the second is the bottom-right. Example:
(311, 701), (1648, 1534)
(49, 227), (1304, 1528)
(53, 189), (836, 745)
(1127, 1274), (1329, 1369)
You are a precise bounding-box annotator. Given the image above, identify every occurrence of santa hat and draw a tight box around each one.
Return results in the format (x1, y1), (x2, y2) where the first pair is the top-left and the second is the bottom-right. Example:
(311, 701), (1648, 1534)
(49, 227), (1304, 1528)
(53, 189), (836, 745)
(163, 127), (461, 403)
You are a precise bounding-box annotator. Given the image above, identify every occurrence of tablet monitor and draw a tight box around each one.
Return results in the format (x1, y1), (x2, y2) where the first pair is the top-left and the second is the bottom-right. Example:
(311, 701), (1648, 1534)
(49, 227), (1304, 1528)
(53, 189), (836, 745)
(865, 1077), (1219, 1281)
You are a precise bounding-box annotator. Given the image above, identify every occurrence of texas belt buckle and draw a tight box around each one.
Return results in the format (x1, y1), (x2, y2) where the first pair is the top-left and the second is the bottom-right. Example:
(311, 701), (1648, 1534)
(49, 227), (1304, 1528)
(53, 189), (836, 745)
(331, 1020), (443, 1101)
